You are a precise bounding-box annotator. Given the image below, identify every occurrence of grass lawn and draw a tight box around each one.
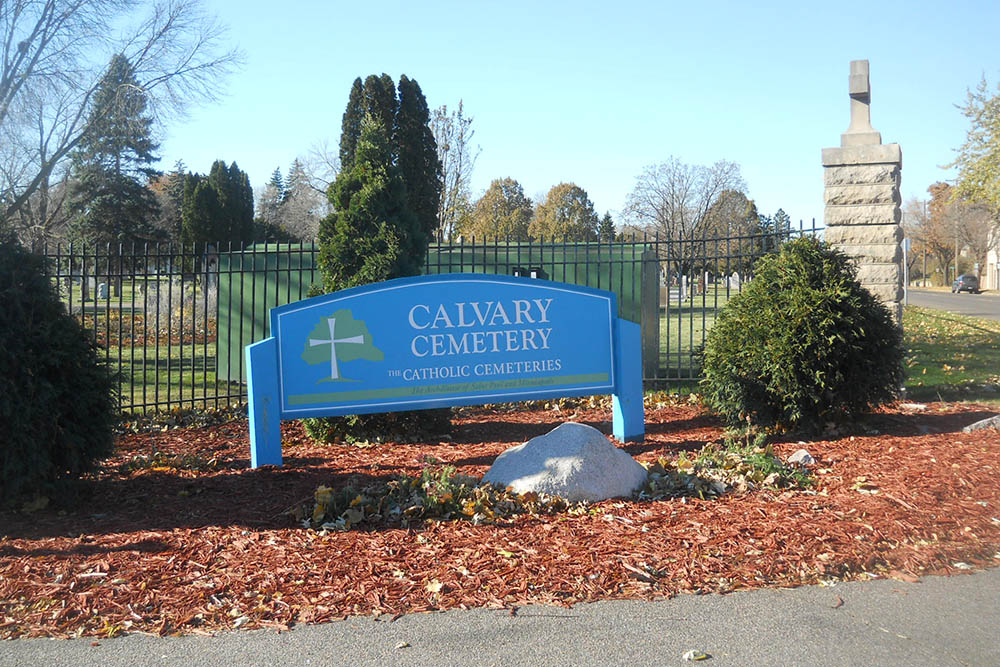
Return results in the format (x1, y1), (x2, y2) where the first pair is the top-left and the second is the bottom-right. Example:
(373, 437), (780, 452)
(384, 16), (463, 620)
(81, 299), (999, 413)
(902, 306), (1000, 405)
(658, 285), (735, 379)
(101, 340), (243, 412)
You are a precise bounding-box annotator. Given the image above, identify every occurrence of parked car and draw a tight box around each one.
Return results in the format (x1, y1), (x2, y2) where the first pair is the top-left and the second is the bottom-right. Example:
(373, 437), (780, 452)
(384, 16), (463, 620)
(951, 274), (980, 293)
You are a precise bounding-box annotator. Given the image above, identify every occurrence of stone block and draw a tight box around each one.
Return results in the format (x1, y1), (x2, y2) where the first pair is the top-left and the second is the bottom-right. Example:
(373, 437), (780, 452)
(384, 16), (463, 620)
(834, 243), (903, 264)
(821, 143), (902, 167)
(856, 263), (901, 285)
(841, 130), (882, 147)
(823, 164), (900, 187)
(882, 301), (903, 325)
(824, 204), (901, 227)
(862, 283), (904, 302)
(824, 224), (903, 246)
(824, 184), (899, 206)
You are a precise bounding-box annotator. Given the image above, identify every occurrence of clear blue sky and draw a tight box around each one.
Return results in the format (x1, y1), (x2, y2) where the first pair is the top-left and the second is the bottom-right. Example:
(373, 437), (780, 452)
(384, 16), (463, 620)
(157, 0), (1000, 229)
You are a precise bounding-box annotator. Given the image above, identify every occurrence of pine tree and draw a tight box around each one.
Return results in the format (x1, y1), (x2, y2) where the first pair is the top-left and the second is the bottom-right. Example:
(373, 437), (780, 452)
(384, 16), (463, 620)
(599, 212), (615, 241)
(257, 166), (286, 227)
(180, 161), (254, 246)
(310, 114), (450, 442)
(396, 75), (442, 240)
(338, 78), (364, 170)
(268, 167), (286, 202)
(209, 160), (255, 242)
(181, 174), (221, 245)
(318, 116), (422, 291)
(164, 160), (188, 241)
(68, 54), (160, 244)
(339, 74), (397, 171)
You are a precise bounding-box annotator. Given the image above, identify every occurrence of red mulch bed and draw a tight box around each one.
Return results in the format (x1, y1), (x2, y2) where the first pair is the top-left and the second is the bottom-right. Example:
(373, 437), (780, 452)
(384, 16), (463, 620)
(2, 402), (999, 639)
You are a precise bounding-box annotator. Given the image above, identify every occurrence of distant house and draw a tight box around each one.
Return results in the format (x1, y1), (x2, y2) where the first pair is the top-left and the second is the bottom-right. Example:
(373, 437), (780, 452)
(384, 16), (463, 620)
(986, 240), (999, 291)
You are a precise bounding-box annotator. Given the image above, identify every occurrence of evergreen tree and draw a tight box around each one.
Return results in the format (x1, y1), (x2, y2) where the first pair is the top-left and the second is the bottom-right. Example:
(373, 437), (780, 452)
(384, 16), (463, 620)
(280, 158), (322, 240)
(599, 212), (615, 241)
(318, 116), (422, 291)
(257, 166), (286, 227)
(338, 78), (364, 170)
(339, 74), (397, 171)
(179, 160), (254, 245)
(337, 73), (440, 241)
(207, 160), (254, 241)
(68, 54), (160, 244)
(163, 160), (188, 241)
(310, 114), (449, 442)
(181, 174), (221, 245)
(396, 75), (442, 239)
(268, 167), (286, 203)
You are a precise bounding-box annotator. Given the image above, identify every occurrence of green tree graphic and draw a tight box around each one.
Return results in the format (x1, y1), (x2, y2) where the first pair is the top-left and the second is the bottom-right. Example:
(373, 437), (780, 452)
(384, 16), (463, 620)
(301, 310), (383, 382)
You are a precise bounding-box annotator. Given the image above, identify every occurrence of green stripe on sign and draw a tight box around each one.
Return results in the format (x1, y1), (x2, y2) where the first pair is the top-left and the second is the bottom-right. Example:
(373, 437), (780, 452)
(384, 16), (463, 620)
(287, 373), (611, 405)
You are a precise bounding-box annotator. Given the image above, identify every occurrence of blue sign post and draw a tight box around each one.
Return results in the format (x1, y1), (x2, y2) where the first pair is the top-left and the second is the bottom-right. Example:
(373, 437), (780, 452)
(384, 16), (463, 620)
(245, 274), (644, 467)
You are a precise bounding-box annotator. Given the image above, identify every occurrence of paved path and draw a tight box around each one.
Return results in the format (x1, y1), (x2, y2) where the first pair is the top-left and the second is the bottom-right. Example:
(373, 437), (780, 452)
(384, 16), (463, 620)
(3, 567), (998, 666)
(907, 288), (1000, 321)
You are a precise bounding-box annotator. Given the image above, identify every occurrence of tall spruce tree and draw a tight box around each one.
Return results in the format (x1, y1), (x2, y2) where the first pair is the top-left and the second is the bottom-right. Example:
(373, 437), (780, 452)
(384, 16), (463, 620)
(180, 161), (254, 246)
(339, 74), (397, 171)
(208, 160), (254, 242)
(68, 54), (160, 244)
(181, 174), (221, 244)
(337, 73), (441, 239)
(317, 115), (421, 291)
(396, 75), (442, 239)
(307, 78), (449, 443)
(599, 212), (615, 241)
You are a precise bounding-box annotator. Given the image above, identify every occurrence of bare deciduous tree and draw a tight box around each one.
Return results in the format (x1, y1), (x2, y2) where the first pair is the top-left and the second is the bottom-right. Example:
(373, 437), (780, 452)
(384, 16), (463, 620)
(623, 157), (746, 273)
(0, 0), (242, 241)
(431, 100), (479, 240)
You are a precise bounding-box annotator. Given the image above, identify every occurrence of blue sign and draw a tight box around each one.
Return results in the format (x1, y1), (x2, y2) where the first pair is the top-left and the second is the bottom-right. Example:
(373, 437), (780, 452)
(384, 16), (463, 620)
(246, 274), (644, 467)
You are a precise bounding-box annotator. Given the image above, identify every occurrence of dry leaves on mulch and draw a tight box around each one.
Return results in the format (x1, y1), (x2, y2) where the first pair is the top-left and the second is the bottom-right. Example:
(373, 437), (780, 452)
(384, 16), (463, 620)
(1, 401), (999, 640)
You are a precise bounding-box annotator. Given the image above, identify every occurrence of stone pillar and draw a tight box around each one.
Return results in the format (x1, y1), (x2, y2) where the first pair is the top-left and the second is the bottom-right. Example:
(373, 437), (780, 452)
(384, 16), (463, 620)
(822, 60), (903, 323)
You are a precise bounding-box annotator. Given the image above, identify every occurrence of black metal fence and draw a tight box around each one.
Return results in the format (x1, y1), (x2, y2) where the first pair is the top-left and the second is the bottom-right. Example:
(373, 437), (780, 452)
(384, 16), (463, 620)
(34, 219), (820, 412)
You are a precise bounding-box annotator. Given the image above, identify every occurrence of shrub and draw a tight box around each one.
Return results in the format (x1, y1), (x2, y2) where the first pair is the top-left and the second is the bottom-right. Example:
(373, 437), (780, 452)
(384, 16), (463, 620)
(700, 236), (904, 431)
(0, 238), (117, 502)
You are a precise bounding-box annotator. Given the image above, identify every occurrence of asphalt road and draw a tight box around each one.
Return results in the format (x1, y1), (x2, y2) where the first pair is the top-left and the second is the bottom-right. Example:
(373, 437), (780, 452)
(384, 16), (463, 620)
(907, 288), (1000, 321)
(3, 567), (998, 666)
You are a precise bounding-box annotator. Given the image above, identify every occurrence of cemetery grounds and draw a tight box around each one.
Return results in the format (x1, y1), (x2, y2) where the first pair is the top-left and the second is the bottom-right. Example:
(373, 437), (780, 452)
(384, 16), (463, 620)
(0, 307), (998, 639)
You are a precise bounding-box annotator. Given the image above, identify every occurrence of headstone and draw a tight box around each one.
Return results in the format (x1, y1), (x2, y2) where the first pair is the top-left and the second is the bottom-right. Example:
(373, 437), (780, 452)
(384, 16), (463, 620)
(481, 422), (648, 503)
(97, 282), (108, 300)
(822, 60), (903, 324)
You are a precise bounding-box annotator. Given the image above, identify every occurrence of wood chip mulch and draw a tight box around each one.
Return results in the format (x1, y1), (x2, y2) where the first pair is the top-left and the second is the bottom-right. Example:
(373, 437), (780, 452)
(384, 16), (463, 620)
(2, 401), (999, 639)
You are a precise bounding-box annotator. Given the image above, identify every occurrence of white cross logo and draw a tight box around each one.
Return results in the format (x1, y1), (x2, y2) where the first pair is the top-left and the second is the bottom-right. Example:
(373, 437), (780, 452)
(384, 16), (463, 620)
(308, 317), (365, 380)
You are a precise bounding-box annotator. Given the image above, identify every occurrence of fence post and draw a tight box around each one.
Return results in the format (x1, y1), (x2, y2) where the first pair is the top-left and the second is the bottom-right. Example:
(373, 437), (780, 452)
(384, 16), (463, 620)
(640, 246), (659, 380)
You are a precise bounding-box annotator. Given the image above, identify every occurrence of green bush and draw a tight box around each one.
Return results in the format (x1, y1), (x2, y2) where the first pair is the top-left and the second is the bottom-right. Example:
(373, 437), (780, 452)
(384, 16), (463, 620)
(0, 239), (117, 502)
(700, 236), (904, 431)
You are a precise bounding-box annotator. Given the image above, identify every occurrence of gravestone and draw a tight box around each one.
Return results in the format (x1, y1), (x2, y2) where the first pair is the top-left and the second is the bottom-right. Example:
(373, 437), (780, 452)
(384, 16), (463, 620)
(97, 282), (108, 300)
(822, 60), (903, 324)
